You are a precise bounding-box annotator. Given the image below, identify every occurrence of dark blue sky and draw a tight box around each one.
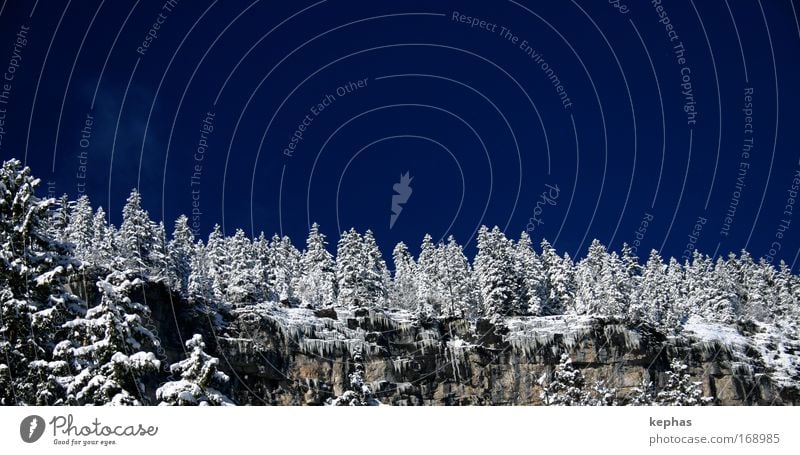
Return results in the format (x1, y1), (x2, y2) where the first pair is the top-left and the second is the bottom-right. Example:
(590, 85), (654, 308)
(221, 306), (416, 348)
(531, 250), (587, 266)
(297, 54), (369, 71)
(1, 0), (799, 265)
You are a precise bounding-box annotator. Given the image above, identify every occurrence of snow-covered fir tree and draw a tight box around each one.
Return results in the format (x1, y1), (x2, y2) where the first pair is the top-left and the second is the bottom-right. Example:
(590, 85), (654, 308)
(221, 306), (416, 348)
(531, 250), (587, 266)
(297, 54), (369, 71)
(515, 232), (546, 316)
(156, 334), (234, 406)
(116, 189), (164, 276)
(539, 353), (589, 406)
(655, 358), (709, 406)
(64, 195), (94, 261)
(297, 223), (337, 308)
(336, 228), (363, 309)
(475, 226), (525, 320)
(0, 159), (83, 404)
(166, 215), (195, 298)
(187, 240), (214, 307)
(589, 380), (618, 406)
(360, 230), (390, 308)
(629, 378), (656, 406)
(266, 234), (301, 304)
(56, 271), (161, 405)
(225, 230), (259, 304)
(335, 229), (388, 310)
(90, 206), (115, 266)
(327, 346), (379, 406)
(415, 234), (440, 319)
(390, 242), (419, 311)
(436, 236), (477, 319)
(540, 239), (575, 315)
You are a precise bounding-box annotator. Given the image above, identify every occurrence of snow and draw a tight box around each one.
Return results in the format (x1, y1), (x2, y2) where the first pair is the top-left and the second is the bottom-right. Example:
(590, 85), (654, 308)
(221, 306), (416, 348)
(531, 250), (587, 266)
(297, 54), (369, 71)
(682, 315), (748, 354)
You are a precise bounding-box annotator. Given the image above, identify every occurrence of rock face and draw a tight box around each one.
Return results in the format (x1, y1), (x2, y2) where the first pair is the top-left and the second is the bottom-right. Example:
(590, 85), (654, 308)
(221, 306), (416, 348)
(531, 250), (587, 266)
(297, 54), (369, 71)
(80, 281), (797, 406)
(204, 305), (798, 406)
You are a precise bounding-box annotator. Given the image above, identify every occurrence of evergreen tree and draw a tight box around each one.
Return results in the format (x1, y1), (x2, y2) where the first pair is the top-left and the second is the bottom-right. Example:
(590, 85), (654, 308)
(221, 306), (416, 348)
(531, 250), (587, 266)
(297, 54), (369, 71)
(334, 229), (388, 310)
(539, 353), (589, 406)
(90, 207), (115, 267)
(661, 258), (687, 329)
(327, 346), (379, 406)
(167, 215), (195, 298)
(0, 159), (83, 404)
(47, 194), (71, 242)
(415, 234), (439, 319)
(156, 334), (234, 406)
(575, 239), (609, 315)
(57, 271), (161, 405)
(540, 239), (574, 315)
(589, 379), (618, 406)
(631, 250), (666, 324)
(515, 232), (546, 316)
(116, 189), (162, 276)
(655, 358), (709, 406)
(774, 261), (796, 326)
(65, 195), (94, 261)
(475, 227), (524, 320)
(187, 241), (214, 307)
(629, 378), (656, 405)
(361, 230), (389, 307)
(298, 223), (336, 308)
(205, 225), (228, 301)
(390, 242), (419, 311)
(618, 243), (641, 317)
(336, 229), (363, 309)
(437, 236), (476, 319)
(225, 230), (259, 304)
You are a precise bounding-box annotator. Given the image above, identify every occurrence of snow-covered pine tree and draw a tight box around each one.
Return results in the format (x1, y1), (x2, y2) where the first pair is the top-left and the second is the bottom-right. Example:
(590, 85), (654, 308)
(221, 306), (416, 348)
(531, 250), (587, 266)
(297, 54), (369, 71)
(64, 195), (94, 261)
(47, 194), (71, 243)
(150, 221), (168, 280)
(327, 345), (379, 406)
(589, 380), (618, 406)
(57, 271), (161, 405)
(415, 234), (440, 319)
(205, 225), (228, 302)
(540, 239), (576, 315)
(618, 243), (641, 318)
(156, 334), (234, 406)
(539, 353), (589, 406)
(629, 378), (656, 406)
(266, 234), (301, 304)
(298, 223), (337, 308)
(661, 258), (687, 329)
(225, 230), (259, 304)
(631, 250), (666, 324)
(602, 251), (629, 317)
(515, 232), (546, 316)
(116, 189), (163, 276)
(336, 228), (363, 309)
(187, 240), (214, 307)
(90, 206), (115, 267)
(706, 257), (739, 324)
(390, 242), (419, 311)
(655, 358), (709, 406)
(475, 226), (525, 320)
(167, 215), (195, 298)
(360, 230), (389, 308)
(774, 261), (797, 326)
(251, 232), (274, 301)
(575, 239), (609, 315)
(437, 236), (476, 319)
(0, 159), (83, 404)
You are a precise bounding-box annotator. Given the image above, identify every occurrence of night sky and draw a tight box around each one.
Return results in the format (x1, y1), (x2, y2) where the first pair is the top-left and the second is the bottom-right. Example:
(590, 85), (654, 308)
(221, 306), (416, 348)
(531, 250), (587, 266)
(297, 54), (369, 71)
(0, 0), (798, 266)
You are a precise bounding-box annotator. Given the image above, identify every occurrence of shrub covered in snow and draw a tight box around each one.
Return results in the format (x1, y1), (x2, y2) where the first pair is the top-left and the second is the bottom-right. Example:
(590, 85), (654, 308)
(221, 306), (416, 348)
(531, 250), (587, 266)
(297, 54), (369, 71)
(157, 334), (234, 406)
